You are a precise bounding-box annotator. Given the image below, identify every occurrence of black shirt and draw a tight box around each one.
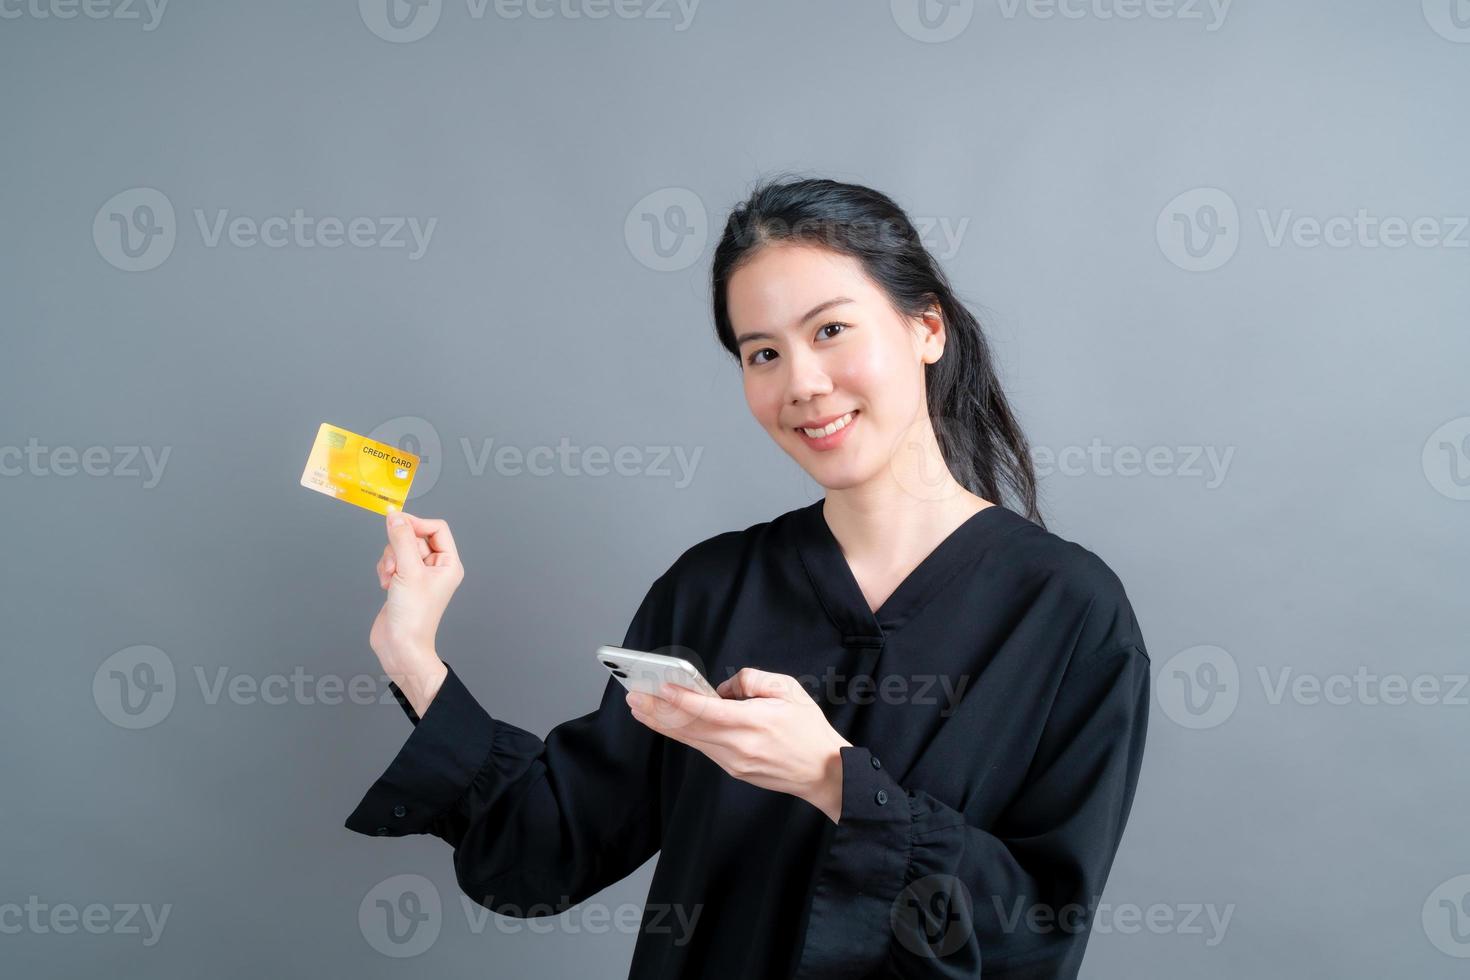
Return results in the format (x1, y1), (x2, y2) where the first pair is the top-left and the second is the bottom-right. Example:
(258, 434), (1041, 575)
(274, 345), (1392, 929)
(345, 498), (1151, 978)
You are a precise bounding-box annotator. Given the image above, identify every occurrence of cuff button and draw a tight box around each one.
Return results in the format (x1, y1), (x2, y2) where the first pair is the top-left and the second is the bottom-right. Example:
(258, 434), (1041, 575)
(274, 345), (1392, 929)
(374, 826), (389, 836)
(875, 789), (888, 806)
(870, 756), (882, 769)
(393, 804), (407, 818)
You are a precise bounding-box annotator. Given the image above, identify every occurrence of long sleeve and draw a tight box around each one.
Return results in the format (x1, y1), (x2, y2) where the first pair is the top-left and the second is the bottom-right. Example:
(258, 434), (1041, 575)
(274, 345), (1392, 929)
(343, 568), (676, 917)
(793, 641), (1151, 979)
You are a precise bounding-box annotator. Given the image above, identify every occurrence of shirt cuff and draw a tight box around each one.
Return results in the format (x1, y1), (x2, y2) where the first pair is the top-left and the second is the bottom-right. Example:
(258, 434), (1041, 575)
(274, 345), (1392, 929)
(793, 745), (914, 978)
(387, 678), (421, 725)
(343, 661), (497, 838)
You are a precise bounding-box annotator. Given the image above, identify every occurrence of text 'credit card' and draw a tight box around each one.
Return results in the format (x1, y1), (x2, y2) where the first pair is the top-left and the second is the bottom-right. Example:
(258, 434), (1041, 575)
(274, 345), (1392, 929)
(299, 422), (418, 516)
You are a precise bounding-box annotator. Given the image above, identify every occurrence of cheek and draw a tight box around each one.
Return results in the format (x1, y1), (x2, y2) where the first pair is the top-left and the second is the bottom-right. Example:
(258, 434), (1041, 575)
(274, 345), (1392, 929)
(742, 373), (782, 431)
(838, 344), (906, 412)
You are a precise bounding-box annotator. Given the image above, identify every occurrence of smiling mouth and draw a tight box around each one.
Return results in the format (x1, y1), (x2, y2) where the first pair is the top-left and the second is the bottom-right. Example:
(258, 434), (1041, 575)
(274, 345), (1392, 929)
(796, 410), (858, 437)
(795, 409), (859, 442)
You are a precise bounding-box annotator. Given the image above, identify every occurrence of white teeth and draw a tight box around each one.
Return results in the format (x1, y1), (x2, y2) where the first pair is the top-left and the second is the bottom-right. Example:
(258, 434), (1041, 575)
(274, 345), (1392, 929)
(800, 411), (856, 438)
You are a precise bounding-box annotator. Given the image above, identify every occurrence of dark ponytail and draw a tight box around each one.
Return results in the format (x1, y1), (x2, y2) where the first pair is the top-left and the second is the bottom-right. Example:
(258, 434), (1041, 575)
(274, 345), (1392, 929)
(710, 176), (1045, 528)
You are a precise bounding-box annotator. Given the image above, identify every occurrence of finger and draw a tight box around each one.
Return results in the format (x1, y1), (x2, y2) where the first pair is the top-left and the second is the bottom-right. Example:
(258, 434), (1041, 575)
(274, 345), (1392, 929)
(724, 667), (802, 702)
(385, 510), (423, 577)
(720, 669), (757, 700)
(627, 688), (702, 732)
(646, 683), (740, 734)
(379, 544), (401, 575)
(628, 704), (726, 754)
(378, 543), (398, 589)
(714, 675), (751, 699)
(403, 514), (458, 557)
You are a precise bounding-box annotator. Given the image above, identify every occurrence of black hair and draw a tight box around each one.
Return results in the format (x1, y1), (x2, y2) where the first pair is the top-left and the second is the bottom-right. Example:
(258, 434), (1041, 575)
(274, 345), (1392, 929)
(709, 175), (1045, 527)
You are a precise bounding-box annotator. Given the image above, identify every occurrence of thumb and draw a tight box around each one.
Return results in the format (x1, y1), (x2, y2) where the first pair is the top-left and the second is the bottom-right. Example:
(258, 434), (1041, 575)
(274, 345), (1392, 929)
(385, 509), (422, 576)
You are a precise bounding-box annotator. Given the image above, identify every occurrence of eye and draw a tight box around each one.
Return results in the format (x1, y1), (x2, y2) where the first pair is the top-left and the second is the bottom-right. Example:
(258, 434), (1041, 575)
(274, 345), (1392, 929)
(817, 321), (850, 340)
(744, 322), (851, 367)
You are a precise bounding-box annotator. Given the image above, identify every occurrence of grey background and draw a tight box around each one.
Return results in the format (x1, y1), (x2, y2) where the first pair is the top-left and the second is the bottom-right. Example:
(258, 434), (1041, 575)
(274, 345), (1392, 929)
(3, 0), (1467, 976)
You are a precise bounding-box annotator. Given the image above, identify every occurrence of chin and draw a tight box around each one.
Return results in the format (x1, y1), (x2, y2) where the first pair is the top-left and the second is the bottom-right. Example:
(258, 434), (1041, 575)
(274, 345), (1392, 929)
(774, 430), (875, 488)
(811, 475), (867, 491)
(797, 459), (874, 491)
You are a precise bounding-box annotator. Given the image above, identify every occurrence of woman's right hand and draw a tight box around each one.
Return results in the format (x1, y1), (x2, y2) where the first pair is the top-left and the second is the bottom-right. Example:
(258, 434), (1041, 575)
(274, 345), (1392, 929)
(369, 510), (463, 716)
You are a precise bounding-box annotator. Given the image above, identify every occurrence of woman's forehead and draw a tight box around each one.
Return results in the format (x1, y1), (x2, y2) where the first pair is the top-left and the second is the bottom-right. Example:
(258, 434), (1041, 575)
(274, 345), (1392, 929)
(727, 245), (877, 327)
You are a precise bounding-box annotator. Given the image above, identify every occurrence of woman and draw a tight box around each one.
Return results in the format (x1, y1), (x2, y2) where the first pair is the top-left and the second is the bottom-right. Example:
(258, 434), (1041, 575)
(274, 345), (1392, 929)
(345, 178), (1151, 979)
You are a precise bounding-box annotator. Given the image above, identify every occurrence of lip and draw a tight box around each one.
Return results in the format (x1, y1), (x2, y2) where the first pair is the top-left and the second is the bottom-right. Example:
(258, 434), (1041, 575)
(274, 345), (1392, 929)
(792, 410), (858, 430)
(794, 409), (859, 451)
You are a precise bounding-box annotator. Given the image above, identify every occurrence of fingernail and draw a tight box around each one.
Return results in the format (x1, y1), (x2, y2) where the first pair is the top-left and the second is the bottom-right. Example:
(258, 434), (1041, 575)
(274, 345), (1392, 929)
(388, 512), (407, 527)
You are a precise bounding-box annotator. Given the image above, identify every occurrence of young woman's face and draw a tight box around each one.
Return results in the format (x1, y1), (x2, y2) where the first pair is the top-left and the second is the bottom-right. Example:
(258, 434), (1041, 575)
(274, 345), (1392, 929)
(728, 242), (944, 491)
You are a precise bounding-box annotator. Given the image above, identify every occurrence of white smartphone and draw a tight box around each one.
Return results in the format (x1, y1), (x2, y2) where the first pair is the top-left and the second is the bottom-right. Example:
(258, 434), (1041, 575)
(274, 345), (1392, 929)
(596, 645), (721, 699)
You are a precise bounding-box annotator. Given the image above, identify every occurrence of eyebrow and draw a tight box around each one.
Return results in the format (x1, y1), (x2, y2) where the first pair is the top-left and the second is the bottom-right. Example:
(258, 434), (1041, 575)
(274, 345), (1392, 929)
(733, 296), (855, 347)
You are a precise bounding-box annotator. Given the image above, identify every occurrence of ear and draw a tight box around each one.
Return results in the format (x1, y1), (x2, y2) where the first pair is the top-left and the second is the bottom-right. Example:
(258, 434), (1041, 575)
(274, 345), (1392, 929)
(915, 300), (945, 364)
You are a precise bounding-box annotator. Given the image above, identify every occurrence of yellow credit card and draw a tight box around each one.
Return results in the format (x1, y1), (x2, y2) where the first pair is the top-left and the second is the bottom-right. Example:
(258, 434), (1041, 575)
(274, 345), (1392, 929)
(299, 422), (419, 516)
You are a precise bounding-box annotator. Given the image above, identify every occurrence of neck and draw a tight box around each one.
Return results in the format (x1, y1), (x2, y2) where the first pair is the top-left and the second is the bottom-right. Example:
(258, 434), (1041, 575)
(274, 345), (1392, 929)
(819, 425), (990, 562)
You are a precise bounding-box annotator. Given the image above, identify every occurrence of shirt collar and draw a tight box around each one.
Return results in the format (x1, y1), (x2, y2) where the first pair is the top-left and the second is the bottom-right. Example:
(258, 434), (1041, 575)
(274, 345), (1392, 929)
(790, 497), (1016, 648)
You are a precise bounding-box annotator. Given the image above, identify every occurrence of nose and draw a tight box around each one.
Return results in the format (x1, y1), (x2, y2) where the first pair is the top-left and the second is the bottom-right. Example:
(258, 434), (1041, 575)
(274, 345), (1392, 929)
(783, 346), (833, 405)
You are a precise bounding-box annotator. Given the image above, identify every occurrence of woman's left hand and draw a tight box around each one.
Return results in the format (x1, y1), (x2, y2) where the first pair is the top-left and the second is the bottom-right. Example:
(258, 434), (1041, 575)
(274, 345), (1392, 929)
(625, 667), (853, 823)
